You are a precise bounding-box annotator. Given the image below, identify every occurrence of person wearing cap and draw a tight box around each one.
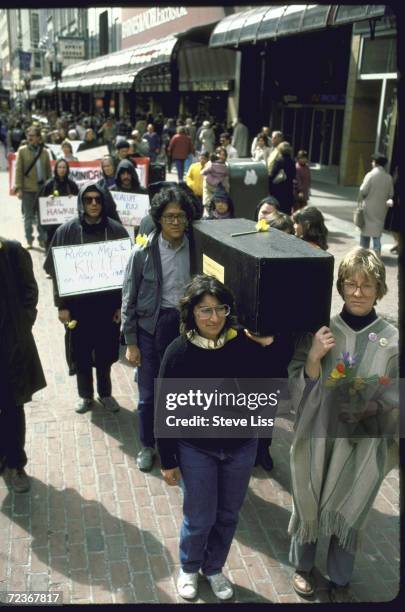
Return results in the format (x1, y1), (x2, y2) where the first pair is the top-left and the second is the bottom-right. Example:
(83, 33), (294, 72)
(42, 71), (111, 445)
(358, 154), (394, 256)
(44, 183), (129, 415)
(198, 120), (216, 154)
(207, 186), (234, 220)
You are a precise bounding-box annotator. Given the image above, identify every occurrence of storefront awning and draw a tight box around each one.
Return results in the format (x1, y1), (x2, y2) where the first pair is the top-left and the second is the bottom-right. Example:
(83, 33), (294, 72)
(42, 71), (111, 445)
(59, 35), (178, 93)
(209, 5), (388, 48)
(177, 40), (236, 92)
(28, 77), (54, 98)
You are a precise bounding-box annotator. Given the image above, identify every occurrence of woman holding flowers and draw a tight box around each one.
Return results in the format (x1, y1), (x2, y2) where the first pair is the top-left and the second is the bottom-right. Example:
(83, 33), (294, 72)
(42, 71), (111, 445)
(288, 247), (398, 603)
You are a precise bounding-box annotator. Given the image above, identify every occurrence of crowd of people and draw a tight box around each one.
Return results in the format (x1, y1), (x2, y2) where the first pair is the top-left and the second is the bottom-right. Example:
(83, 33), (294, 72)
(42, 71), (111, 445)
(0, 108), (399, 604)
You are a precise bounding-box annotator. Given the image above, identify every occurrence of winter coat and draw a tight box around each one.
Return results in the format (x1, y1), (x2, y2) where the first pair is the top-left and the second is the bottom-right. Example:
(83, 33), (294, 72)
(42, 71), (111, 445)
(14, 143), (52, 193)
(0, 238), (46, 405)
(268, 154), (296, 214)
(111, 158), (148, 196)
(359, 166), (394, 237)
(168, 133), (194, 161)
(231, 122), (249, 157)
(43, 182), (129, 373)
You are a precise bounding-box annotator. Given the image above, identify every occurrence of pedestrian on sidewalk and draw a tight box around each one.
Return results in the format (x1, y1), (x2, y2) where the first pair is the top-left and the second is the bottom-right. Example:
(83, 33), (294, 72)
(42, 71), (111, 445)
(0, 237), (46, 493)
(288, 247), (398, 603)
(200, 146), (230, 213)
(44, 182), (129, 415)
(293, 150), (311, 210)
(13, 126), (52, 249)
(121, 185), (195, 472)
(37, 158), (80, 253)
(167, 127), (194, 182)
(359, 154), (394, 256)
(156, 274), (292, 601)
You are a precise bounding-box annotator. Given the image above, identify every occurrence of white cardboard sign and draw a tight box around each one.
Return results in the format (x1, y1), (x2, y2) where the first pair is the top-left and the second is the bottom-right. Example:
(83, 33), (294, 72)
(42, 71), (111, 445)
(52, 238), (132, 297)
(39, 196), (77, 226)
(111, 191), (150, 227)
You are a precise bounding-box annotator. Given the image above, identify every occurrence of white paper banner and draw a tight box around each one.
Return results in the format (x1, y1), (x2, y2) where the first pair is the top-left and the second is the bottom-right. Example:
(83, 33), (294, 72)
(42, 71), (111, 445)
(111, 191), (150, 227)
(39, 196), (77, 226)
(75, 145), (110, 161)
(67, 163), (103, 186)
(52, 238), (132, 297)
(47, 140), (83, 158)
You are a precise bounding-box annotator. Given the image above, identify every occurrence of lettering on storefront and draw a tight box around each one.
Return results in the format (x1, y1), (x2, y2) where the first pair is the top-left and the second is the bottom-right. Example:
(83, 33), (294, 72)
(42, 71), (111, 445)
(122, 7), (188, 38)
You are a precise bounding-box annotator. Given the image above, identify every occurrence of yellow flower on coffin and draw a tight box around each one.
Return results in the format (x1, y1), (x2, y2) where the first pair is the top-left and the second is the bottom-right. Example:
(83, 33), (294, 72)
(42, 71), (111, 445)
(67, 320), (78, 330)
(225, 328), (238, 342)
(352, 377), (365, 390)
(255, 219), (270, 232)
(135, 233), (148, 247)
(330, 368), (345, 380)
(53, 189), (60, 197)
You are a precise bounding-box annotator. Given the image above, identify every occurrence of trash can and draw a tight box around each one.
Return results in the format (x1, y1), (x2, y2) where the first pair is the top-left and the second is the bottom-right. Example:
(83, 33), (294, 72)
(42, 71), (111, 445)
(228, 159), (269, 220)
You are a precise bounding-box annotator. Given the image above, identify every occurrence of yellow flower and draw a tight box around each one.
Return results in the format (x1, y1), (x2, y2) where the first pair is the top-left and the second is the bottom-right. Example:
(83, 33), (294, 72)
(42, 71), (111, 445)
(53, 189), (60, 197)
(255, 219), (269, 232)
(225, 328), (238, 342)
(67, 320), (78, 330)
(352, 377), (365, 390)
(330, 368), (345, 380)
(135, 233), (148, 247)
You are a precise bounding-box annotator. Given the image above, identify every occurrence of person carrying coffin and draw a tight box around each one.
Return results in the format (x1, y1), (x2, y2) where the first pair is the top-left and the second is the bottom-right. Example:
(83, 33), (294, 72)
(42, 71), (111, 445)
(44, 182), (129, 415)
(121, 185), (195, 473)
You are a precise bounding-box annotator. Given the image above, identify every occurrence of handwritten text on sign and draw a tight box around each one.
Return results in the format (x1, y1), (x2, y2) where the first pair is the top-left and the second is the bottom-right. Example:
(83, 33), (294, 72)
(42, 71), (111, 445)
(52, 238), (132, 297)
(39, 196), (77, 226)
(111, 191), (150, 226)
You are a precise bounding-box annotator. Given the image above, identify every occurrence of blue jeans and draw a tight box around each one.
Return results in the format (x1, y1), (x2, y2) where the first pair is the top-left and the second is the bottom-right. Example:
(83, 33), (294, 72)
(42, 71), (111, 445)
(360, 234), (381, 252)
(136, 311), (179, 448)
(174, 159), (185, 182)
(290, 535), (355, 586)
(22, 191), (46, 243)
(177, 438), (258, 575)
(136, 327), (160, 448)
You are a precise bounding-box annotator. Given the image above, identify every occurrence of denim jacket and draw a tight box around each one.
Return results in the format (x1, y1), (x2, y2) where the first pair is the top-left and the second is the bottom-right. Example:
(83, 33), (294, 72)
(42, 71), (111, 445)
(121, 230), (163, 345)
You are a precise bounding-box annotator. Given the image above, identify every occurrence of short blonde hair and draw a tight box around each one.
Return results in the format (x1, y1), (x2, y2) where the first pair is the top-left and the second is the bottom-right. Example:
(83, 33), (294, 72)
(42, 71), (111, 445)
(337, 247), (387, 301)
(277, 141), (292, 156)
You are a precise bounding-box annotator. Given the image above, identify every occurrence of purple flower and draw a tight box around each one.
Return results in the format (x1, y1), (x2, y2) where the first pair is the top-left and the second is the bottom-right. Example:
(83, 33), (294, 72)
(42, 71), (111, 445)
(339, 352), (357, 368)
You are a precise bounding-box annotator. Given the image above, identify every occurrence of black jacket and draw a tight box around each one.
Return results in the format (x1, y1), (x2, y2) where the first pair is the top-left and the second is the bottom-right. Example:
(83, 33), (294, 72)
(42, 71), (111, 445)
(111, 158), (148, 195)
(0, 238), (46, 405)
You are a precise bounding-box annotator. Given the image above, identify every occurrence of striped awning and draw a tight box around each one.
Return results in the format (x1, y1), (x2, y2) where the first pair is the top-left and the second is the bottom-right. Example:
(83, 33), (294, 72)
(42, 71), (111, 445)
(209, 5), (388, 47)
(59, 35), (178, 93)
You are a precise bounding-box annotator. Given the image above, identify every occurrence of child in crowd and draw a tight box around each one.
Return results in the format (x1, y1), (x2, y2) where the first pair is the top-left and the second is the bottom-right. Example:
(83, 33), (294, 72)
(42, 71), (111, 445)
(201, 146), (230, 215)
(267, 211), (294, 234)
(207, 186), (234, 220)
(293, 150), (311, 210)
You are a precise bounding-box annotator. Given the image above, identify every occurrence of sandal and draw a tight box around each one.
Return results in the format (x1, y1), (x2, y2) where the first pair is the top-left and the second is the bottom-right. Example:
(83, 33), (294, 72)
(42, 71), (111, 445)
(292, 571), (315, 598)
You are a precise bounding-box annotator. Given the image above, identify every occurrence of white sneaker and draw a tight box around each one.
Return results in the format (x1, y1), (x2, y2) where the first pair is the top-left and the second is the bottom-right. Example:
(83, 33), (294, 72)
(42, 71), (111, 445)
(206, 573), (234, 600)
(176, 568), (198, 600)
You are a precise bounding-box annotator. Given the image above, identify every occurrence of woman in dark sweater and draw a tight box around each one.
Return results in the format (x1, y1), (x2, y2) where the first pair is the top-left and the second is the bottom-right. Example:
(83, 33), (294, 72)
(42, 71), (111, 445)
(157, 274), (293, 601)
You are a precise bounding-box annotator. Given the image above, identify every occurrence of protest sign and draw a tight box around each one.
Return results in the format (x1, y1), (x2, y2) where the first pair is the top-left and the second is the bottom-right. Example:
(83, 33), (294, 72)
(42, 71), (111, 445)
(131, 157), (149, 188)
(111, 191), (150, 227)
(52, 238), (132, 297)
(66, 161), (103, 186)
(75, 145), (109, 161)
(39, 196), (77, 226)
(46, 140), (82, 159)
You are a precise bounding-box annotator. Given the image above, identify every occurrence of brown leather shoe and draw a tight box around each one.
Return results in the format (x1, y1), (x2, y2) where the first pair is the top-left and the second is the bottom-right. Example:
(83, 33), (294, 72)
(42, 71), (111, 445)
(292, 571), (315, 597)
(9, 468), (30, 493)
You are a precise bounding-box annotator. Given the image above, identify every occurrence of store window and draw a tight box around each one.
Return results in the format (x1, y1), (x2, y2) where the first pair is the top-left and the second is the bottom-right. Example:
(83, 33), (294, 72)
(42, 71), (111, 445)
(360, 36), (396, 75)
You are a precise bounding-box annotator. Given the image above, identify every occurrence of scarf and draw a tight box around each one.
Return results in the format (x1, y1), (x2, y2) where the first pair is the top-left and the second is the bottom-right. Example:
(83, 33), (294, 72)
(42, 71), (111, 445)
(186, 327), (237, 350)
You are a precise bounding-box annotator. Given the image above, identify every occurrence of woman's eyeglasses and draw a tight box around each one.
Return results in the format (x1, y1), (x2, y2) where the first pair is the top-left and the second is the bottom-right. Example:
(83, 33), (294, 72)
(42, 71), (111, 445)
(83, 196), (102, 205)
(196, 305), (231, 320)
(161, 214), (187, 225)
(343, 281), (376, 296)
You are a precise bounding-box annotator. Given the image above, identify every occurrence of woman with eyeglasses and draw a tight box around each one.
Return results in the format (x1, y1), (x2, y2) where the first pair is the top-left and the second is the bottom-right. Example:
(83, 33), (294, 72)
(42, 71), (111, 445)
(288, 247), (398, 603)
(156, 274), (294, 601)
(44, 182), (129, 415)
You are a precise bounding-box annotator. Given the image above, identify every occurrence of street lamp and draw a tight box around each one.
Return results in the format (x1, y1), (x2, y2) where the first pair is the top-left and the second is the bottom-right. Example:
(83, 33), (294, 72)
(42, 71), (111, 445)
(44, 42), (63, 115)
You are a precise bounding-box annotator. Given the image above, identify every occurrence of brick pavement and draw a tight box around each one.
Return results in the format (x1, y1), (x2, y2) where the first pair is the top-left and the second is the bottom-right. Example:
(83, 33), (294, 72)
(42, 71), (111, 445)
(0, 170), (399, 604)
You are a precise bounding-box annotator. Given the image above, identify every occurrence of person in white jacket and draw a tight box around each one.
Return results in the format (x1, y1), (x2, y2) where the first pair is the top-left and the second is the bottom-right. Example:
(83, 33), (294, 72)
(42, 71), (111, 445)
(359, 154), (394, 256)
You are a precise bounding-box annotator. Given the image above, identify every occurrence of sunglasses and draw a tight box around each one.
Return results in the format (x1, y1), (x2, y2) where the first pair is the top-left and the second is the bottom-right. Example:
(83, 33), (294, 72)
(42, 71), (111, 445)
(83, 196), (102, 205)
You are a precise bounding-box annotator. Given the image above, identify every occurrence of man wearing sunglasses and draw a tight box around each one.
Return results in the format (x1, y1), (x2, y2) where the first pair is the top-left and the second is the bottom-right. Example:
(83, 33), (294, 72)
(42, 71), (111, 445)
(121, 185), (194, 472)
(44, 182), (129, 415)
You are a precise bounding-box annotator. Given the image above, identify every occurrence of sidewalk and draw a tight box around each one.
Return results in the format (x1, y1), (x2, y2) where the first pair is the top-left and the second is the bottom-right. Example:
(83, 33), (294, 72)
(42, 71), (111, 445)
(0, 170), (399, 604)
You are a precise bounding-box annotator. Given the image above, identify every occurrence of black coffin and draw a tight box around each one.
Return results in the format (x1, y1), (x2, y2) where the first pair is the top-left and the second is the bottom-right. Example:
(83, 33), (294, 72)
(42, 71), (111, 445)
(191, 219), (334, 335)
(228, 159), (269, 220)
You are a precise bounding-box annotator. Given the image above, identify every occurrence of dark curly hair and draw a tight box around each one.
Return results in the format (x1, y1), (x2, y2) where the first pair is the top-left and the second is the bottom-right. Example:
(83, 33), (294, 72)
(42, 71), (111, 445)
(150, 185), (196, 231)
(292, 206), (329, 250)
(179, 274), (238, 337)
